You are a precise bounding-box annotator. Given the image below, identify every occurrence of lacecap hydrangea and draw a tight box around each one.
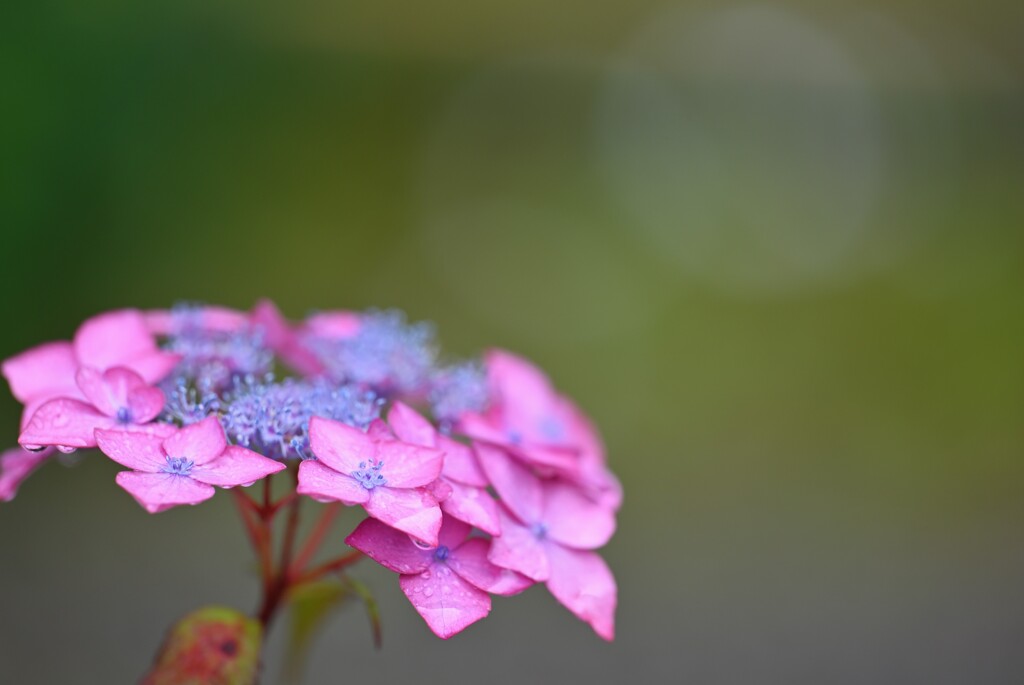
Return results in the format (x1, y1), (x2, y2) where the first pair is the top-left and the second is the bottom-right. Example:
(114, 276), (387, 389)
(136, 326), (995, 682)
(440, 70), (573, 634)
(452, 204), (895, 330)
(1, 301), (622, 645)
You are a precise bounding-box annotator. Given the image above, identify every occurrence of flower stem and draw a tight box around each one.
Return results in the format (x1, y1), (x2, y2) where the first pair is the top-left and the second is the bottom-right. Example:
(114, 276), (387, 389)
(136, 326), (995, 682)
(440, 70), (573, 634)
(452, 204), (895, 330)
(290, 502), (342, 575)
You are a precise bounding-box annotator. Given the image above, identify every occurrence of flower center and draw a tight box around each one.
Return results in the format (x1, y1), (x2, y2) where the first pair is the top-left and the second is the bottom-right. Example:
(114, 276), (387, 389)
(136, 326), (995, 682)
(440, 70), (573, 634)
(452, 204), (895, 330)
(530, 522), (549, 540)
(115, 407), (132, 425)
(161, 456), (195, 476)
(352, 460), (387, 490)
(433, 545), (450, 562)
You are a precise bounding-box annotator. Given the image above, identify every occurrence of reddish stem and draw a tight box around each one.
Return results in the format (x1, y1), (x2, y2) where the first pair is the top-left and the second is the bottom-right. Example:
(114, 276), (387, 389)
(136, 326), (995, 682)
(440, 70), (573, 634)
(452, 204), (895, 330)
(296, 550), (365, 585)
(291, 502), (342, 575)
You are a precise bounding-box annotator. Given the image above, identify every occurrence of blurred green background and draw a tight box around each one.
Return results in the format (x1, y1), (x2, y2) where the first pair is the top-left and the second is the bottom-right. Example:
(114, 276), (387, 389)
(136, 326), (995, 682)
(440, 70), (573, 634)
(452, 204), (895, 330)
(2, 1), (1022, 683)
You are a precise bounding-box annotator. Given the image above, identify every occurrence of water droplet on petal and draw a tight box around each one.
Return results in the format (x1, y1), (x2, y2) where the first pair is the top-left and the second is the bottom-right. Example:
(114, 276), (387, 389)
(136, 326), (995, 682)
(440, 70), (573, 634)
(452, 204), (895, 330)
(56, 445), (77, 454)
(424, 586), (434, 597)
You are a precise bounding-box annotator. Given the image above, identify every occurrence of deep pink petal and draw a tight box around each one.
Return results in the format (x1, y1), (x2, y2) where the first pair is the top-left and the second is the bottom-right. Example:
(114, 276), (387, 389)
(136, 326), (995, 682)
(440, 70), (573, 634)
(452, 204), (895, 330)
(126, 385), (166, 424)
(427, 478), (452, 502)
(308, 417), (376, 474)
(123, 350), (181, 385)
(399, 564), (491, 639)
(0, 447), (52, 501)
(190, 446), (286, 488)
(437, 515), (472, 549)
(450, 538), (534, 596)
(75, 366), (144, 417)
(487, 506), (549, 582)
(543, 481), (616, 550)
(305, 310), (361, 339)
(440, 480), (502, 536)
(73, 309), (156, 369)
(296, 460), (369, 505)
(161, 417), (227, 465)
(512, 443), (581, 474)
(440, 437), (488, 487)
(374, 440), (444, 489)
(19, 398), (111, 449)
(364, 486), (442, 546)
(344, 517), (432, 574)
(387, 402), (437, 447)
(365, 418), (393, 441)
(95, 427), (175, 472)
(545, 544), (617, 641)
(115, 471), (215, 513)
(475, 443), (543, 524)
(2, 341), (77, 403)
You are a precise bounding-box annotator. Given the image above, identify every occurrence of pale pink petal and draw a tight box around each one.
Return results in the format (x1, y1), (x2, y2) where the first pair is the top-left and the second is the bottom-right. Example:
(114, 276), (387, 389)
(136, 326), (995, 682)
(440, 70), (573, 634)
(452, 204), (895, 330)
(0, 447), (52, 501)
(95, 428), (173, 472)
(19, 398), (112, 449)
(161, 417), (226, 465)
(115, 471), (215, 513)
(475, 443), (543, 524)
(450, 538), (534, 596)
(308, 417), (376, 474)
(305, 310), (361, 339)
(344, 517), (432, 574)
(399, 565), (491, 639)
(296, 460), (369, 505)
(545, 544), (617, 641)
(374, 441), (444, 489)
(126, 385), (166, 424)
(387, 402), (437, 447)
(73, 309), (156, 369)
(364, 486), (442, 546)
(74, 366), (143, 417)
(543, 481), (616, 550)
(191, 446), (286, 488)
(487, 506), (549, 582)
(440, 480), (502, 536)
(486, 349), (559, 432)
(456, 413), (510, 446)
(365, 418), (393, 441)
(123, 350), (181, 385)
(440, 437), (488, 487)
(1, 341), (77, 403)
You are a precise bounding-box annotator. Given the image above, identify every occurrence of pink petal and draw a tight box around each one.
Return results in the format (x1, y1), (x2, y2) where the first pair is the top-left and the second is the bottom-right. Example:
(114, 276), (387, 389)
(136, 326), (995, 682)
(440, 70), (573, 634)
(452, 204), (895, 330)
(127, 385), (166, 424)
(543, 481), (616, 550)
(191, 446), (286, 488)
(475, 443), (543, 524)
(121, 350), (181, 386)
(399, 564), (491, 639)
(374, 440), (444, 489)
(440, 437), (488, 487)
(450, 538), (534, 596)
(115, 471), (215, 513)
(344, 517), (432, 574)
(252, 300), (324, 376)
(440, 480), (502, 536)
(74, 366), (144, 417)
(437, 515), (472, 549)
(19, 398), (111, 449)
(387, 402), (437, 447)
(305, 310), (361, 339)
(365, 418), (393, 441)
(296, 460), (369, 505)
(487, 506), (549, 582)
(308, 417), (376, 474)
(73, 309), (157, 370)
(364, 486), (442, 546)
(545, 544), (617, 641)
(512, 443), (581, 475)
(95, 428), (175, 472)
(0, 447), (52, 501)
(2, 341), (77, 403)
(161, 417), (227, 465)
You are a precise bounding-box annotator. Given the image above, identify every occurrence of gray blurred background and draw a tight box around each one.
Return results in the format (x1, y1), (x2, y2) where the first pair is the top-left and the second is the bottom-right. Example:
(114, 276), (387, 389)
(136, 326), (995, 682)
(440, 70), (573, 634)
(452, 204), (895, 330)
(1, 0), (1023, 683)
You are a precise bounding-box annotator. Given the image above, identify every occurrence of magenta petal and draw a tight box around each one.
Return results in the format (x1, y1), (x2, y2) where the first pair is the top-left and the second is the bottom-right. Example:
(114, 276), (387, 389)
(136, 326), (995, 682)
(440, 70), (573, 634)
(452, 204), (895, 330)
(161, 417), (227, 465)
(191, 446), (286, 488)
(296, 460), (369, 505)
(19, 398), (112, 449)
(126, 385), (166, 424)
(387, 402), (436, 446)
(543, 481), (616, 550)
(440, 480), (502, 536)
(115, 471), (215, 513)
(475, 443), (543, 524)
(440, 438), (488, 487)
(487, 507), (549, 582)
(374, 441), (444, 489)
(308, 417), (376, 474)
(364, 487), (442, 546)
(95, 428), (173, 471)
(545, 544), (617, 641)
(75, 366), (143, 417)
(0, 447), (52, 501)
(2, 341), (77, 403)
(73, 309), (155, 369)
(450, 538), (534, 596)
(252, 300), (324, 376)
(437, 515), (472, 549)
(122, 350), (181, 386)
(399, 565), (491, 639)
(305, 310), (361, 338)
(345, 517), (432, 574)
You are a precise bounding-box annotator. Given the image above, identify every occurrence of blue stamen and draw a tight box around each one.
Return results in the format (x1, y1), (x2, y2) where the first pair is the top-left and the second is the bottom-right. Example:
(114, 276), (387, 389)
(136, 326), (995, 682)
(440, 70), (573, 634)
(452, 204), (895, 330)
(115, 407), (132, 425)
(161, 456), (195, 476)
(434, 545), (450, 562)
(352, 460), (387, 490)
(530, 522), (549, 540)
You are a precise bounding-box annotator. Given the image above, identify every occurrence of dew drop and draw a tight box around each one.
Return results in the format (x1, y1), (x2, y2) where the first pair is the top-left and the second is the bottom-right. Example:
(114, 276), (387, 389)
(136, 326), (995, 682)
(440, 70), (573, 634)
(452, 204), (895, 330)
(56, 445), (77, 454)
(424, 587), (434, 597)
(22, 444), (45, 452)
(442, 585), (451, 595)
(420, 570), (432, 580)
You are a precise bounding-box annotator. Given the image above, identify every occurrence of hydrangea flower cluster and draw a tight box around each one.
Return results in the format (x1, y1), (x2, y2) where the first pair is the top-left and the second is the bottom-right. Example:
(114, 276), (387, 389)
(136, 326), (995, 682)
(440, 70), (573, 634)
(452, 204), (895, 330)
(1, 302), (622, 645)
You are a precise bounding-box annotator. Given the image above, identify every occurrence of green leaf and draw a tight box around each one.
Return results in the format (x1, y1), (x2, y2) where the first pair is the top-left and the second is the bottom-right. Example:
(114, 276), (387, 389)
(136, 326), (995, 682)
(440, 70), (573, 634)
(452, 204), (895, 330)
(140, 606), (261, 685)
